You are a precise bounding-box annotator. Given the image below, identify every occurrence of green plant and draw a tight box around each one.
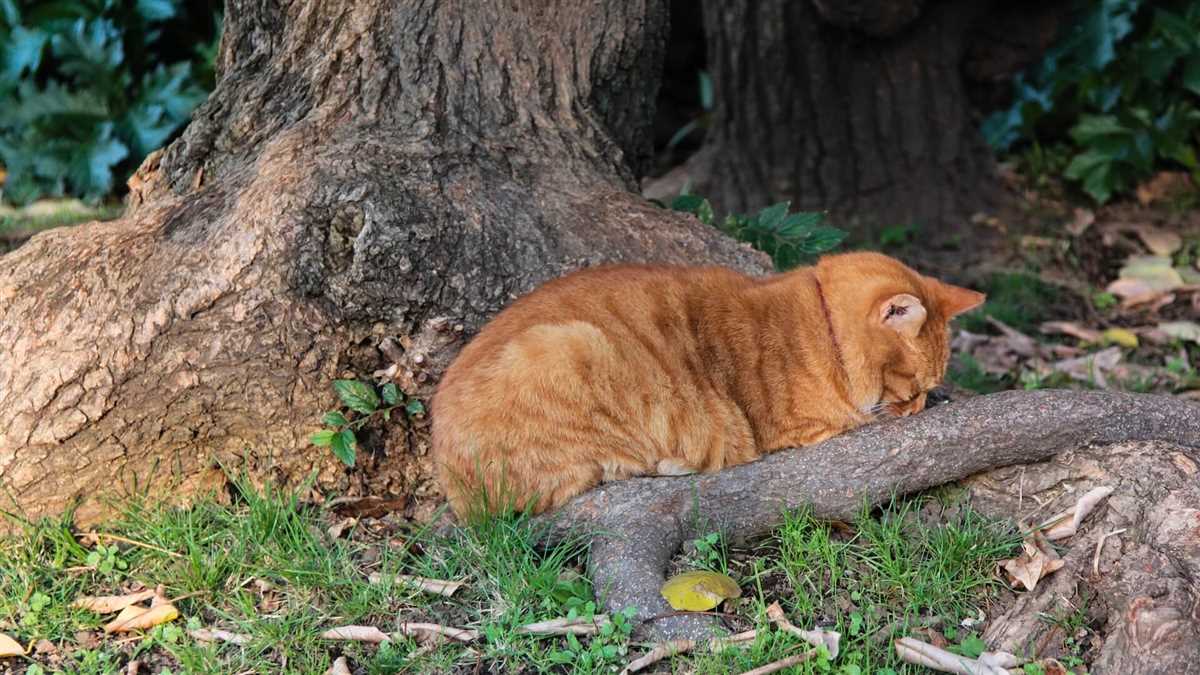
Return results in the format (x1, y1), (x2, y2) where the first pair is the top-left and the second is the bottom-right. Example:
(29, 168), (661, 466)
(0, 0), (221, 204)
(311, 379), (424, 467)
(546, 602), (636, 671)
(666, 70), (714, 151)
(687, 531), (730, 573)
(948, 353), (1011, 394)
(961, 272), (1064, 333)
(671, 195), (847, 270)
(984, 0), (1200, 203)
(1092, 290), (1118, 310)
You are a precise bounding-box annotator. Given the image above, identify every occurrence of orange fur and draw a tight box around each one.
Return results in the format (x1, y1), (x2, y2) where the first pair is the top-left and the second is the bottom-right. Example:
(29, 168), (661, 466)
(432, 252), (984, 518)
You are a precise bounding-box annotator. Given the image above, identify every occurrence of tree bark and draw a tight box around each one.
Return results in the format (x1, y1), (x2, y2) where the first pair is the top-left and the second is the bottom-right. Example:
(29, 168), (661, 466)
(0, 0), (770, 528)
(690, 0), (1001, 233)
(533, 390), (1200, 643)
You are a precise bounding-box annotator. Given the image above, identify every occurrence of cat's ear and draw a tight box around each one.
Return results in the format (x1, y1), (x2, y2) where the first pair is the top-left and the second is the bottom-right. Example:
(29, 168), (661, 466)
(878, 293), (927, 338)
(928, 279), (986, 318)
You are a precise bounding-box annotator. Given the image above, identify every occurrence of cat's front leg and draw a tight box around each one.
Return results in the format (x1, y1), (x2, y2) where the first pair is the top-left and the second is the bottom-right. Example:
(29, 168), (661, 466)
(654, 458), (698, 476)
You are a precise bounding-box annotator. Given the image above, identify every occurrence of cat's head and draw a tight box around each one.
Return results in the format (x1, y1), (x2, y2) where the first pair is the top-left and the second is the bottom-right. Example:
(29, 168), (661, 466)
(816, 252), (985, 416)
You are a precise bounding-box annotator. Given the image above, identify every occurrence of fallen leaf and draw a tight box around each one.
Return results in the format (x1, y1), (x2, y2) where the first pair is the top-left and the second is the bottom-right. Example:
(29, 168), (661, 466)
(0, 632), (25, 657)
(660, 570), (741, 612)
(326, 656), (352, 675)
(321, 625), (390, 643)
(1159, 321), (1200, 344)
(104, 603), (179, 633)
(1041, 321), (1102, 344)
(395, 622), (480, 643)
(1041, 486), (1115, 540)
(986, 317), (1038, 357)
(73, 589), (157, 614)
(1001, 533), (1064, 591)
(33, 639), (56, 654)
(765, 601), (840, 658)
(188, 628), (251, 645)
(894, 637), (1013, 675)
(1051, 347), (1122, 388)
(367, 573), (464, 597)
(736, 651), (817, 675)
(1109, 256), (1184, 296)
(1065, 208), (1094, 236)
(1136, 171), (1193, 205)
(517, 615), (611, 636)
(1102, 327), (1139, 348)
(619, 631), (757, 674)
(1132, 224), (1183, 256)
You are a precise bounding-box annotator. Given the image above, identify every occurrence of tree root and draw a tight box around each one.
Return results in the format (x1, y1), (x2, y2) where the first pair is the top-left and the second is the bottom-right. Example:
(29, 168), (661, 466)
(532, 390), (1200, 641)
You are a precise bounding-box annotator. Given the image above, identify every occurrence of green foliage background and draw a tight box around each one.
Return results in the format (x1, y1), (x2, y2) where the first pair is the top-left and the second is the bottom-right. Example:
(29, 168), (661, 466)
(0, 0), (221, 205)
(984, 0), (1200, 203)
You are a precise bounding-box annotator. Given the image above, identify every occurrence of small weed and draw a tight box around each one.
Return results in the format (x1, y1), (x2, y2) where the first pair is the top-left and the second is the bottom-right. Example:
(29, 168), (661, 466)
(688, 531), (731, 574)
(670, 194), (846, 270)
(311, 379), (424, 466)
(949, 353), (1011, 394)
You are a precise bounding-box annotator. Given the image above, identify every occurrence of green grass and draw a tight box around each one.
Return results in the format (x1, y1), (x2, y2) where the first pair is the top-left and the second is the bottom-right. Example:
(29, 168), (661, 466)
(1, 484), (1021, 673)
(0, 200), (122, 239)
(960, 272), (1064, 334)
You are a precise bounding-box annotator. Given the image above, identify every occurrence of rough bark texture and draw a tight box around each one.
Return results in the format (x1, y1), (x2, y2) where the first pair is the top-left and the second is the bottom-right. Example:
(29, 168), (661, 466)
(0, 0), (770, 528)
(533, 390), (1200, 644)
(690, 0), (1002, 231)
(969, 440), (1200, 675)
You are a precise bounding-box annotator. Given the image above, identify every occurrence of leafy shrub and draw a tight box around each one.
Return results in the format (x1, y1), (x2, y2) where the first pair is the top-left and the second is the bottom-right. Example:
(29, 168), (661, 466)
(670, 195), (847, 270)
(0, 0), (221, 205)
(312, 379), (425, 467)
(983, 0), (1200, 203)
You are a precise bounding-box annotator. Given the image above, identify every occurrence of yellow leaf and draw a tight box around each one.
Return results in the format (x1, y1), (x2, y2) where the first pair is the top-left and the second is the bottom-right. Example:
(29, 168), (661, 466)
(104, 603), (178, 634)
(73, 589), (157, 614)
(1102, 328), (1138, 348)
(660, 570), (741, 611)
(0, 632), (25, 657)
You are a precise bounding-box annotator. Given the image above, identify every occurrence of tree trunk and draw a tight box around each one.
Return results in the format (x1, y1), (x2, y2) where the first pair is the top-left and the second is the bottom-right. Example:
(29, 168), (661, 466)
(0, 0), (770, 528)
(690, 0), (1001, 233)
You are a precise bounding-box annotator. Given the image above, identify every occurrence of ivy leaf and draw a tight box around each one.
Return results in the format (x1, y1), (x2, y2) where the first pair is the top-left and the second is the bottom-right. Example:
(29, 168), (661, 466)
(756, 202), (790, 230)
(135, 0), (177, 22)
(0, 25), (47, 82)
(322, 411), (348, 427)
(405, 399), (426, 417)
(958, 634), (986, 659)
(333, 379), (379, 414)
(65, 121), (128, 201)
(330, 429), (357, 467)
(381, 382), (399, 406)
(309, 430), (335, 447)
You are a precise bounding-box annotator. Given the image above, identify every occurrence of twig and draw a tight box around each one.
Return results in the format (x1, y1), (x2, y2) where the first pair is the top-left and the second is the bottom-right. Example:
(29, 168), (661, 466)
(1092, 528), (1127, 576)
(736, 650), (816, 675)
(367, 573), (464, 597)
(766, 602), (840, 658)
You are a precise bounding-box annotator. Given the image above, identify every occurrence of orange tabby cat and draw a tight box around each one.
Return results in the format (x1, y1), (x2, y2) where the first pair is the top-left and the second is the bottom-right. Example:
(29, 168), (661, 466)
(432, 252), (984, 517)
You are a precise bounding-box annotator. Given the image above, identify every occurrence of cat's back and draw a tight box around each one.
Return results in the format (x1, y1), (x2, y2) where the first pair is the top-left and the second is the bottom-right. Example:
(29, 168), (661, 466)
(440, 264), (752, 379)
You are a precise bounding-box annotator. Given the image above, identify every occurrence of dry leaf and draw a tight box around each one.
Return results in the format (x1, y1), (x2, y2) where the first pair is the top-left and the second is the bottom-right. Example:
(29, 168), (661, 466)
(1001, 533), (1064, 591)
(367, 573), (464, 597)
(517, 615), (610, 636)
(1041, 486), (1114, 540)
(1051, 347), (1122, 388)
(1159, 321), (1200, 344)
(0, 632), (25, 657)
(765, 601), (840, 658)
(321, 625), (390, 643)
(188, 628), (251, 645)
(1102, 327), (1139, 348)
(894, 636), (1012, 675)
(326, 656), (352, 675)
(104, 603), (179, 633)
(73, 589), (157, 614)
(1041, 321), (1102, 344)
(1065, 208), (1094, 236)
(1133, 224), (1183, 256)
(660, 570), (741, 611)
(1109, 256), (1185, 298)
(986, 317), (1038, 357)
(1136, 171), (1193, 205)
(396, 622), (480, 643)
